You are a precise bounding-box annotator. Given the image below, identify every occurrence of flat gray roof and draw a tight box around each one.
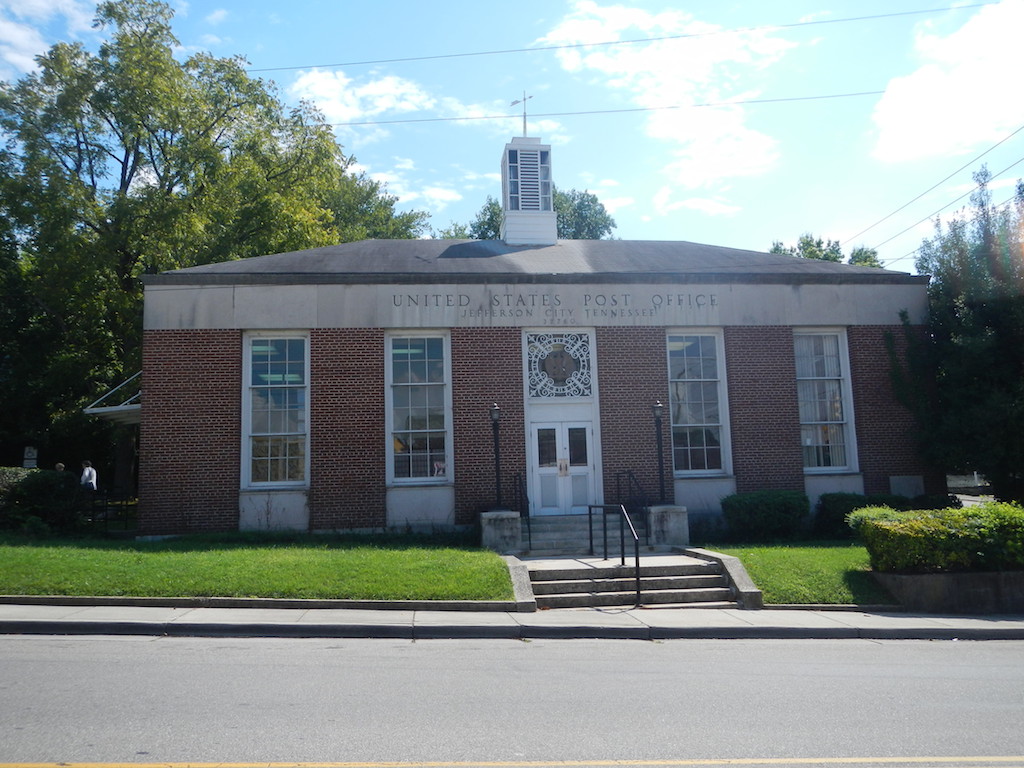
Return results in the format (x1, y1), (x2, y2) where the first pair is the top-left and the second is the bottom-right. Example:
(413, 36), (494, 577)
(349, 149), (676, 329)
(144, 238), (928, 286)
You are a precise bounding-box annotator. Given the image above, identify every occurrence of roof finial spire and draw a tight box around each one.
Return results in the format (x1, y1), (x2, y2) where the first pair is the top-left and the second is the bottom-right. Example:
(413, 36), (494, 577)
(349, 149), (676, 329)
(510, 91), (533, 137)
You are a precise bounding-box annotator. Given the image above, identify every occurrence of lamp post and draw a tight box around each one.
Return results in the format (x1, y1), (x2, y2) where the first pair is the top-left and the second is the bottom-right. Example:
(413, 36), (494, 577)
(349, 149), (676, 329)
(490, 403), (503, 509)
(652, 400), (666, 503)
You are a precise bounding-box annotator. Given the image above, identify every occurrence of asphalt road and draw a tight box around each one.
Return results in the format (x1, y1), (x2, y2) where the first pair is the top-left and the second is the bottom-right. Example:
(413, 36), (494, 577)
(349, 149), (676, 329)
(1, 635), (1023, 767)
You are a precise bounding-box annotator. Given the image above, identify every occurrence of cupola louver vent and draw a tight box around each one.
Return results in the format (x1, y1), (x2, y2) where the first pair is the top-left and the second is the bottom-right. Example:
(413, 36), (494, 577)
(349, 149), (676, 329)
(506, 148), (552, 212)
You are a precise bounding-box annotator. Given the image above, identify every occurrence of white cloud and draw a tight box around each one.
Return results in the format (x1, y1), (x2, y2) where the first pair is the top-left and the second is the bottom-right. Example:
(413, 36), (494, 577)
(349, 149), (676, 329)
(289, 69), (507, 131)
(289, 69), (436, 132)
(653, 187), (740, 217)
(872, 0), (1024, 162)
(421, 186), (462, 211)
(205, 9), (228, 25)
(539, 0), (793, 217)
(0, 0), (93, 76)
(598, 195), (633, 214)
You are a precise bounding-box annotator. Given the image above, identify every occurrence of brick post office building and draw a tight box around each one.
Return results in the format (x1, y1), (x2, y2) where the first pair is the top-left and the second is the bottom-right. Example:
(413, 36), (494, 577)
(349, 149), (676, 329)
(137, 137), (941, 536)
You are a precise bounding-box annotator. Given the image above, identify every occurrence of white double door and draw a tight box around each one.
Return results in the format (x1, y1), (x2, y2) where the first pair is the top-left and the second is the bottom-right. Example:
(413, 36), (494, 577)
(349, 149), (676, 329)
(530, 421), (596, 515)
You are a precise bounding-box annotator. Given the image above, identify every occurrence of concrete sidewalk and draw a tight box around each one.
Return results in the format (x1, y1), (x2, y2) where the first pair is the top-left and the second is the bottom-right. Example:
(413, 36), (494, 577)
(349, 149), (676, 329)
(2, 600), (1024, 640)
(3, 552), (1023, 641)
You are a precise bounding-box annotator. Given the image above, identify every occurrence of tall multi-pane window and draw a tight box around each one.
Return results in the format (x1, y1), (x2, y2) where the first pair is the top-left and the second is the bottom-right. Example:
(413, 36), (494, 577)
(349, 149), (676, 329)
(246, 336), (307, 485)
(668, 334), (725, 473)
(795, 332), (852, 469)
(388, 335), (450, 481)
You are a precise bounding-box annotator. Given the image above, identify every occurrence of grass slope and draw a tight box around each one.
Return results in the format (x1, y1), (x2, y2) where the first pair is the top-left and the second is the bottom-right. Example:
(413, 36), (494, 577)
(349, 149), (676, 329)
(712, 541), (895, 605)
(0, 532), (514, 601)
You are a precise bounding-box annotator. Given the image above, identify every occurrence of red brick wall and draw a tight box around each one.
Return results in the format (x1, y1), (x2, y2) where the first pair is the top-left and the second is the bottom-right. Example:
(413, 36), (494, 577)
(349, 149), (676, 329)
(596, 327), (670, 503)
(138, 329), (242, 534)
(724, 326), (805, 492)
(847, 325), (945, 495)
(139, 323), (939, 534)
(308, 329), (387, 529)
(450, 328), (525, 523)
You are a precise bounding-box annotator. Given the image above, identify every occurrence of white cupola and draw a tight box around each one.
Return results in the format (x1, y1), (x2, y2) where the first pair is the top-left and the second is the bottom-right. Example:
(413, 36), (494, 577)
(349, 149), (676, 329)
(500, 137), (557, 246)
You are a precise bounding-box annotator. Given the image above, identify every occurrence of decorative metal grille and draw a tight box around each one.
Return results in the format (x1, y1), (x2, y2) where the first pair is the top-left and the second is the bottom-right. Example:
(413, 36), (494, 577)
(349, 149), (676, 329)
(527, 333), (592, 398)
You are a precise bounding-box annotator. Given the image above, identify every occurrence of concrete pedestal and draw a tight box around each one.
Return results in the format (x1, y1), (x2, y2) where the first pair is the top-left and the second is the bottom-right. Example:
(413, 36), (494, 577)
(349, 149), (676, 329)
(648, 505), (689, 546)
(480, 510), (522, 554)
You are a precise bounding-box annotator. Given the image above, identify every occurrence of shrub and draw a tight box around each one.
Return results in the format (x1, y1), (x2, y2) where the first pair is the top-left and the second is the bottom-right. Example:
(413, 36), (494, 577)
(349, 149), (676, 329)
(0, 469), (88, 532)
(852, 502), (1024, 573)
(815, 494), (898, 538)
(721, 490), (809, 541)
(846, 505), (905, 534)
(817, 493), (962, 538)
(0, 466), (34, 502)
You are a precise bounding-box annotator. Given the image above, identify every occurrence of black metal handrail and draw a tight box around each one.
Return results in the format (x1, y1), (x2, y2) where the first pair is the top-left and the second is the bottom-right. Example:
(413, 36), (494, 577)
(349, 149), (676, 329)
(512, 471), (531, 551)
(587, 503), (642, 607)
(614, 469), (652, 545)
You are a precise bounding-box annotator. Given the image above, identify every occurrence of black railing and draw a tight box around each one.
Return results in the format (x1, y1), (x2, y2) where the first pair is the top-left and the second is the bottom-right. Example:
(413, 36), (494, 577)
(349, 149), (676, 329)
(614, 470), (652, 545)
(87, 490), (137, 532)
(512, 472), (531, 551)
(587, 504), (642, 607)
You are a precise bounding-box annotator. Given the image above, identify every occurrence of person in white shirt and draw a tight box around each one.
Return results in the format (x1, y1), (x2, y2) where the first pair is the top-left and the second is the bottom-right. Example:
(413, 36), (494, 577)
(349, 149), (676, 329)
(80, 460), (97, 491)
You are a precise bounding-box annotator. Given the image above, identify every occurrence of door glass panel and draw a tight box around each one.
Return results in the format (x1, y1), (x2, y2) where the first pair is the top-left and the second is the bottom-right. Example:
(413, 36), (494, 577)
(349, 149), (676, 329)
(540, 475), (559, 506)
(571, 474), (589, 506)
(567, 427), (587, 466)
(537, 428), (557, 467)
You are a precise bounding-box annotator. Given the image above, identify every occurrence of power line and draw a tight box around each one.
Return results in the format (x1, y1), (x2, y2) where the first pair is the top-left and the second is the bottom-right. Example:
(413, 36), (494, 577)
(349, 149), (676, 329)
(247, 4), (995, 74)
(328, 90), (886, 128)
(882, 189), (1022, 269)
(844, 122), (1024, 246)
(878, 169), (1024, 267)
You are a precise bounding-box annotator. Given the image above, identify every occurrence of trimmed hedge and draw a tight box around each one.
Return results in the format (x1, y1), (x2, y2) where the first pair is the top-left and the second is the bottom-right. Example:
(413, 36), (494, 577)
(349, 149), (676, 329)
(721, 490), (809, 541)
(0, 468), (89, 533)
(848, 502), (1024, 573)
(815, 492), (961, 538)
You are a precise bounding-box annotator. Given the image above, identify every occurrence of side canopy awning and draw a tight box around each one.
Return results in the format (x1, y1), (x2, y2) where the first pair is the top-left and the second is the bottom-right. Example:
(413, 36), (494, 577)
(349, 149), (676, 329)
(84, 372), (141, 425)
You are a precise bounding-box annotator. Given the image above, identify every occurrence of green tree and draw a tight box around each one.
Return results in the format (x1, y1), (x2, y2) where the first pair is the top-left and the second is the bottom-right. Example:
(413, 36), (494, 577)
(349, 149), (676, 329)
(554, 188), (616, 240)
(0, 0), (426, 472)
(848, 246), (883, 268)
(327, 160), (428, 242)
(895, 167), (1024, 501)
(449, 188), (617, 241)
(432, 222), (472, 239)
(770, 234), (882, 268)
(467, 196), (504, 240)
(770, 234), (843, 262)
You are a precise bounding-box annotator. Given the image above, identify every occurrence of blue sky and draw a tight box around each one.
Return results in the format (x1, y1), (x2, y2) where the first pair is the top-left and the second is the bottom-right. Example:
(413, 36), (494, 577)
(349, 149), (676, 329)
(2, 0), (1023, 272)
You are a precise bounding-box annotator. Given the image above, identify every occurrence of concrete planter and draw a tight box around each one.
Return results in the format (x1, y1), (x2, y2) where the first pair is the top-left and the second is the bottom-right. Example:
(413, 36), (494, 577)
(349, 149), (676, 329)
(648, 505), (689, 547)
(874, 570), (1024, 614)
(480, 510), (521, 554)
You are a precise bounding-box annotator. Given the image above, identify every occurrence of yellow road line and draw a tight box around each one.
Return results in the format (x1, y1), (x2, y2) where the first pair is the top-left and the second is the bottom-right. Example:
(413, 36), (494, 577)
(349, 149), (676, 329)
(1, 762), (1018, 767)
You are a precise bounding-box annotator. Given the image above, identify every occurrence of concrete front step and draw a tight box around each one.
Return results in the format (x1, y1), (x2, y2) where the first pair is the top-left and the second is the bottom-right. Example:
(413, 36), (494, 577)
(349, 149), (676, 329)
(527, 556), (740, 609)
(529, 561), (714, 581)
(531, 573), (728, 596)
(537, 587), (734, 609)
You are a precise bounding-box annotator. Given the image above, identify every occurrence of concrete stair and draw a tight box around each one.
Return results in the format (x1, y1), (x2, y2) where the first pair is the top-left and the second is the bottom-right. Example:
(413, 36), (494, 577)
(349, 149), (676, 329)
(528, 557), (737, 609)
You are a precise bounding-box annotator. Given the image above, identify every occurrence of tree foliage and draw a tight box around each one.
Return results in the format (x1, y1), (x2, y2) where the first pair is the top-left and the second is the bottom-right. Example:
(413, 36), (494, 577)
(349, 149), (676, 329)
(0, 0), (426, 470)
(770, 234), (882, 268)
(895, 167), (1024, 502)
(442, 187), (617, 241)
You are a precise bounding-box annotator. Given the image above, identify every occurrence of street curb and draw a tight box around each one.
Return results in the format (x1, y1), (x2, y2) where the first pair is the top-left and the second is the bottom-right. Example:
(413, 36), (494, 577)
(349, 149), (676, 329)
(0, 594), (522, 612)
(3, 619), (1024, 641)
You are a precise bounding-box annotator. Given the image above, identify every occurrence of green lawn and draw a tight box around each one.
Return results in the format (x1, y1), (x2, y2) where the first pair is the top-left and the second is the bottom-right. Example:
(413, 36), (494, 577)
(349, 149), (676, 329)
(0, 532), (514, 601)
(711, 541), (895, 605)
(0, 531), (891, 605)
